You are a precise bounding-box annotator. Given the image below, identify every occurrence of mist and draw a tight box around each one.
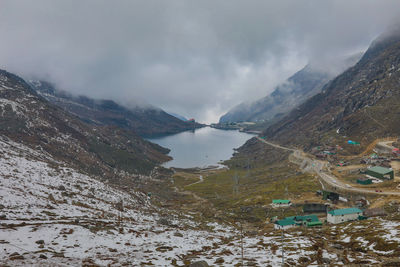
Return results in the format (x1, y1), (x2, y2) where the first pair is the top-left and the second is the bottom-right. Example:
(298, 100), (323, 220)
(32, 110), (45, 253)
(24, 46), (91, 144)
(0, 0), (400, 123)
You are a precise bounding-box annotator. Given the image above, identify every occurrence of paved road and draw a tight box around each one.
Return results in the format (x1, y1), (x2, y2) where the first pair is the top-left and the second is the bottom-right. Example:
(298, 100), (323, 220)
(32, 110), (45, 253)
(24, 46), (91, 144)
(256, 137), (400, 196)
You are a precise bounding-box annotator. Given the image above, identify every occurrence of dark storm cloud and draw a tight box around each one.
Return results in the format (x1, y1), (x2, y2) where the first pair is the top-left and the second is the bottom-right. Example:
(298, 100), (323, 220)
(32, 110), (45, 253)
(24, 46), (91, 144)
(0, 0), (399, 122)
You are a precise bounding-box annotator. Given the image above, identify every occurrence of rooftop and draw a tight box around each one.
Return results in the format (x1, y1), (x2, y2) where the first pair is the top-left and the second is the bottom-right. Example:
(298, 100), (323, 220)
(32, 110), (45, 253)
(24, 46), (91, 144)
(368, 166), (393, 174)
(272, 199), (291, 204)
(286, 215), (319, 222)
(328, 208), (362, 216)
(306, 221), (323, 226)
(275, 219), (296, 226)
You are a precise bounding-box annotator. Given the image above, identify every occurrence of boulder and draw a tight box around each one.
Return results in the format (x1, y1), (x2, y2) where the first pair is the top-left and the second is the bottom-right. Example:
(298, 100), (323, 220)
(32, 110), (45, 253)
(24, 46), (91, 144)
(157, 217), (171, 226)
(58, 185), (66, 191)
(215, 257), (224, 264)
(174, 232), (183, 237)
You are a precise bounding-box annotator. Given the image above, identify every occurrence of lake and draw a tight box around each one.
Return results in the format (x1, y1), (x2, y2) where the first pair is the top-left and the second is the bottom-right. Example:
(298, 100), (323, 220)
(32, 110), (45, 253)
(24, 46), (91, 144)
(148, 127), (255, 168)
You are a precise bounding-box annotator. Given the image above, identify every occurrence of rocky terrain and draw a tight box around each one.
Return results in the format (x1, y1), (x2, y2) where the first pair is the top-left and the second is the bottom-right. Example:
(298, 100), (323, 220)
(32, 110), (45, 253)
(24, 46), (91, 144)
(262, 28), (400, 151)
(219, 53), (362, 125)
(29, 80), (203, 137)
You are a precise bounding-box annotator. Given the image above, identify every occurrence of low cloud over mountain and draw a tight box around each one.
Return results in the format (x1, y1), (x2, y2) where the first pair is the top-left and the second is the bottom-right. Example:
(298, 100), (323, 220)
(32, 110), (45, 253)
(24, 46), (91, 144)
(1, 1), (400, 122)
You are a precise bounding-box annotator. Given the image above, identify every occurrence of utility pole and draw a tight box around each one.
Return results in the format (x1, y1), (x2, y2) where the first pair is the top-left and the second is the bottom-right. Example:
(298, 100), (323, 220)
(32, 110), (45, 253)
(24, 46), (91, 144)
(281, 228), (285, 266)
(233, 171), (239, 195)
(240, 221), (244, 266)
(285, 185), (288, 199)
(246, 158), (250, 178)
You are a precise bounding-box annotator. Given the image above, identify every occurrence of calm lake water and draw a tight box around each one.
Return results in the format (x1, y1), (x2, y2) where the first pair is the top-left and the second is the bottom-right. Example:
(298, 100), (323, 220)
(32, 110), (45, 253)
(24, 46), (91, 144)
(148, 127), (255, 168)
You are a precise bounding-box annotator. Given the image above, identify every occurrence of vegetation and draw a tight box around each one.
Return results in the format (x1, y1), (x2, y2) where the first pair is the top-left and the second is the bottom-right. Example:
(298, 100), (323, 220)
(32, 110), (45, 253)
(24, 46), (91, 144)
(174, 157), (320, 224)
(88, 137), (156, 175)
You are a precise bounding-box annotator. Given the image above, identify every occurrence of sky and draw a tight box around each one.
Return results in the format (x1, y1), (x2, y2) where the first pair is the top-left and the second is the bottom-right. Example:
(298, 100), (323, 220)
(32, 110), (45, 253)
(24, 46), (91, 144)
(1, 1), (400, 123)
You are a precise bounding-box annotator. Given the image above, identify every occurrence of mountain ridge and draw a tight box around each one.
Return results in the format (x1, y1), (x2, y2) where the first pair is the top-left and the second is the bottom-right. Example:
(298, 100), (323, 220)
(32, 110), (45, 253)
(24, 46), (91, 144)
(0, 69), (171, 177)
(261, 28), (400, 151)
(219, 53), (363, 125)
(29, 80), (203, 137)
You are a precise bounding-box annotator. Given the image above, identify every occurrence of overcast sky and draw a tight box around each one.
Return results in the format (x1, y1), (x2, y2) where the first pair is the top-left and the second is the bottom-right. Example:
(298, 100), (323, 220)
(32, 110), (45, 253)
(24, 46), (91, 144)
(1, 1), (400, 123)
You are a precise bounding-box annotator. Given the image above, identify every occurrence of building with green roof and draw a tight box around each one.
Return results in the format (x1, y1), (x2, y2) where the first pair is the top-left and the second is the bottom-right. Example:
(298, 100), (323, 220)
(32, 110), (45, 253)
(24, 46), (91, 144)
(306, 221), (323, 227)
(274, 214), (322, 229)
(357, 177), (372, 185)
(327, 208), (362, 224)
(285, 214), (321, 226)
(366, 166), (394, 180)
(274, 218), (296, 230)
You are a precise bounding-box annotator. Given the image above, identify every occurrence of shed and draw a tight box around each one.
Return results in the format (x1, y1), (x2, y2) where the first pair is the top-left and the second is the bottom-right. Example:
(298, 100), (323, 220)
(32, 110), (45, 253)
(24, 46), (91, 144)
(274, 218), (296, 230)
(306, 221), (323, 227)
(303, 203), (328, 213)
(366, 166), (394, 180)
(327, 208), (362, 224)
(322, 191), (339, 201)
(363, 208), (387, 217)
(357, 177), (372, 185)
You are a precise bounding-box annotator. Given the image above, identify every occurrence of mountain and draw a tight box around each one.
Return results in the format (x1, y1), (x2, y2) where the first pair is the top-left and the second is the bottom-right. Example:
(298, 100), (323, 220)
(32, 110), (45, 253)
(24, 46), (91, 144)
(167, 112), (188, 121)
(262, 28), (400, 150)
(29, 80), (202, 137)
(0, 69), (171, 176)
(219, 53), (363, 125)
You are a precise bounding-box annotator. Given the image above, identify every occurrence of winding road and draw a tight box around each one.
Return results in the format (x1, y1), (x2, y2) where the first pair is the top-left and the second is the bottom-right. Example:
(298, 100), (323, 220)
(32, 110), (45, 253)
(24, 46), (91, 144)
(256, 137), (400, 196)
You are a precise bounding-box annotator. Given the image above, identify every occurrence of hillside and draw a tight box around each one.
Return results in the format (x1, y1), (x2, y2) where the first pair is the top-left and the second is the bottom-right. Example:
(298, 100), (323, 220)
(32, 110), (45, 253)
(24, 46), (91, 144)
(3, 137), (400, 266)
(262, 28), (400, 151)
(0, 69), (170, 176)
(219, 53), (362, 125)
(29, 80), (203, 137)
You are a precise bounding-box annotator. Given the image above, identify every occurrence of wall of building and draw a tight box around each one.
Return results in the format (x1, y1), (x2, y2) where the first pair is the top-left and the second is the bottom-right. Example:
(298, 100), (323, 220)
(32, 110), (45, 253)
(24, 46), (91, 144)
(271, 203), (291, 208)
(274, 224), (294, 230)
(327, 212), (361, 224)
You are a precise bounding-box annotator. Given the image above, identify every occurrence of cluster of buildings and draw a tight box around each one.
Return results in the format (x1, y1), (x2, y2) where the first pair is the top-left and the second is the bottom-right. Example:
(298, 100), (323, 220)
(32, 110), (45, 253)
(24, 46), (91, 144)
(273, 206), (367, 230)
(274, 214), (322, 230)
(271, 141), (396, 230)
(271, 199), (385, 230)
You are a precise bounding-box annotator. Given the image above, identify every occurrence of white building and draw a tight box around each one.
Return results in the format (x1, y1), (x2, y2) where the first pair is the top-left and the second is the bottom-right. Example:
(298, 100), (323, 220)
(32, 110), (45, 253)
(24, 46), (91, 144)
(271, 199), (292, 208)
(274, 219), (296, 230)
(327, 208), (362, 224)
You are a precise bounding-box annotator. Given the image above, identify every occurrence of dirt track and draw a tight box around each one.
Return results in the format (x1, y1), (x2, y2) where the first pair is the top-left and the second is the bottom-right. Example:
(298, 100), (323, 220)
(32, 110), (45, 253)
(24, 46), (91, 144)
(256, 137), (400, 196)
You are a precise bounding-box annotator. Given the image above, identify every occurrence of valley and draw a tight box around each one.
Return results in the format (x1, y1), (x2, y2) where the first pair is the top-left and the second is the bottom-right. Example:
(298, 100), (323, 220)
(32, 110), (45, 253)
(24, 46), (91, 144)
(2, 67), (400, 265)
(2, 5), (400, 266)
(2, 133), (400, 266)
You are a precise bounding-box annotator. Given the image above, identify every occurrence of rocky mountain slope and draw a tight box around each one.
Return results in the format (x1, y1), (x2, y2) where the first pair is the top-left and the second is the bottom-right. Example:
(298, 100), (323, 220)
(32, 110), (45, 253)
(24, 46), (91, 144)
(262, 28), (400, 150)
(219, 53), (362, 125)
(0, 69), (170, 176)
(29, 80), (202, 137)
